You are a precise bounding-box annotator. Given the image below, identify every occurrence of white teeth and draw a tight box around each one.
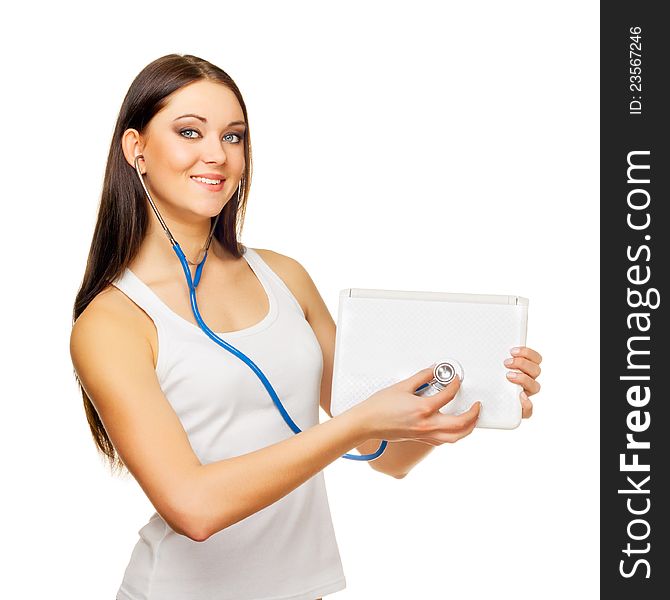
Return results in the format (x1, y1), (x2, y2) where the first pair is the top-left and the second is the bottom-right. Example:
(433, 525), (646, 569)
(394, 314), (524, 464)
(192, 176), (222, 185)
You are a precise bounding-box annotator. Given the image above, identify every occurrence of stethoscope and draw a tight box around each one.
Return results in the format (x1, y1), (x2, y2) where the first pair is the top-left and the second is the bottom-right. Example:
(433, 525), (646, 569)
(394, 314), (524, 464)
(133, 154), (387, 461)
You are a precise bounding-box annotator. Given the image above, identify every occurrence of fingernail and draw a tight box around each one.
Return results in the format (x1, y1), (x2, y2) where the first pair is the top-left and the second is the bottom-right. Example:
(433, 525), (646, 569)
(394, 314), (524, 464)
(511, 347), (521, 355)
(520, 391), (528, 401)
(504, 358), (514, 366)
(507, 371), (518, 379)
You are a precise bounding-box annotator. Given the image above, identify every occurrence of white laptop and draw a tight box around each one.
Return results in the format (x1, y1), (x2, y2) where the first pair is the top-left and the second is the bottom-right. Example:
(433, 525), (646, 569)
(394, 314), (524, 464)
(330, 288), (529, 429)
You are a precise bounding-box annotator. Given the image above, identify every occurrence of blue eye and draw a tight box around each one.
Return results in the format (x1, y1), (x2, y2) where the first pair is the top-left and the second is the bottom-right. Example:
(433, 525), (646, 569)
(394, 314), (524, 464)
(179, 128), (200, 139)
(223, 132), (244, 144)
(179, 128), (244, 144)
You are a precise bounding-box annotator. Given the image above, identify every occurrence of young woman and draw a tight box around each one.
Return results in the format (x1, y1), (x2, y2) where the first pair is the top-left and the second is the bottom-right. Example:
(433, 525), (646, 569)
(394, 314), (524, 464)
(70, 54), (542, 600)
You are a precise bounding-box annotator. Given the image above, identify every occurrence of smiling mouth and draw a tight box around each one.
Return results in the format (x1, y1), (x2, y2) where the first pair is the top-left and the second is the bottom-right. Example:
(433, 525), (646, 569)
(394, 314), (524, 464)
(190, 176), (225, 185)
(190, 176), (226, 192)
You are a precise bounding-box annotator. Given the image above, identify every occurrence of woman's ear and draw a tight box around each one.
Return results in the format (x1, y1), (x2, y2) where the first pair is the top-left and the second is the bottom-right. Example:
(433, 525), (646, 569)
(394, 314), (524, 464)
(121, 128), (145, 173)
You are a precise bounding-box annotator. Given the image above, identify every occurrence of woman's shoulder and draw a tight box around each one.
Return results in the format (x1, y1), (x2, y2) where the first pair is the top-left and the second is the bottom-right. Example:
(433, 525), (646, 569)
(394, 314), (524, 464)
(75, 281), (145, 329)
(72, 281), (157, 363)
(251, 247), (300, 272)
(250, 247), (313, 318)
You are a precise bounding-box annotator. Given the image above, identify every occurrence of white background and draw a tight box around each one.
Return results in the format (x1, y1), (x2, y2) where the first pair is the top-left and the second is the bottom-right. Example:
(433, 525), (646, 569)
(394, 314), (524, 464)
(1, 1), (599, 598)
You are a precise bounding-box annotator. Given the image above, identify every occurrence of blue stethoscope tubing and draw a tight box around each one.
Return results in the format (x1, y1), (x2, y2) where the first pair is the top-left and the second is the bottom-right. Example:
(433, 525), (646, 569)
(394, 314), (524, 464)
(133, 155), (387, 461)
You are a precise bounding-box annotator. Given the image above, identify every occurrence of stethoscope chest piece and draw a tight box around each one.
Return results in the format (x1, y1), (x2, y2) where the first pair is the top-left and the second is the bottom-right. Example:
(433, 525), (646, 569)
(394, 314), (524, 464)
(433, 359), (464, 385)
(415, 358), (464, 398)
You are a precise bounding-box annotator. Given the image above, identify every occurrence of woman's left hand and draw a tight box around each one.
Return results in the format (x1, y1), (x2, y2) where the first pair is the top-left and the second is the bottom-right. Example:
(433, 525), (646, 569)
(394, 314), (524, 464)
(504, 346), (542, 419)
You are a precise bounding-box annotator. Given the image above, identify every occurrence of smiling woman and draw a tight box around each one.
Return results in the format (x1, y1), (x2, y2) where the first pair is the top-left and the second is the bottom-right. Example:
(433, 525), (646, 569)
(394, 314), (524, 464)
(70, 54), (350, 600)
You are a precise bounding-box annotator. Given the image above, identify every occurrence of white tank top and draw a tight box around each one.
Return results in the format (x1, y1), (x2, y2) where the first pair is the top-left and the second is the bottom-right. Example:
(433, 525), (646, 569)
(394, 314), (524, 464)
(110, 246), (346, 600)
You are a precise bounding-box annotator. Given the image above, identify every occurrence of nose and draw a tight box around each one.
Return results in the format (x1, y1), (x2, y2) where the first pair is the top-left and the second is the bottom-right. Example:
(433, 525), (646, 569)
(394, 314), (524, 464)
(200, 135), (229, 164)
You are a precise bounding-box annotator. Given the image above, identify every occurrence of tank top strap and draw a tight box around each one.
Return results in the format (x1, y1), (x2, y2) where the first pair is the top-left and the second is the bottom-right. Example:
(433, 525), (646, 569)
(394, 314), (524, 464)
(242, 246), (306, 319)
(110, 267), (174, 329)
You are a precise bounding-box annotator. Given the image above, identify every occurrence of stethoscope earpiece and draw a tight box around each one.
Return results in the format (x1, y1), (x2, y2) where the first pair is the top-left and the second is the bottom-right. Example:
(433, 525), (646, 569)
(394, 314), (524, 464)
(134, 153), (147, 176)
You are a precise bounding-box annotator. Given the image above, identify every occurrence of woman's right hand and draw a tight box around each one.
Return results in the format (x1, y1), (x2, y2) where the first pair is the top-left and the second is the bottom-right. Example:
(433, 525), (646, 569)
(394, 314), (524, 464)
(353, 366), (482, 446)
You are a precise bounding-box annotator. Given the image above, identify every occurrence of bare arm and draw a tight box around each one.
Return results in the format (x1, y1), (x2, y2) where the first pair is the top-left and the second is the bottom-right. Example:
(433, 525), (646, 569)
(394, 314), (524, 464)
(71, 291), (370, 544)
(351, 438), (434, 479)
(195, 407), (367, 540)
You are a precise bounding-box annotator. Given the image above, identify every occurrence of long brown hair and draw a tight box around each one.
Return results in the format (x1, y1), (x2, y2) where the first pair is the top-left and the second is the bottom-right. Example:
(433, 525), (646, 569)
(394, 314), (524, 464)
(72, 54), (253, 476)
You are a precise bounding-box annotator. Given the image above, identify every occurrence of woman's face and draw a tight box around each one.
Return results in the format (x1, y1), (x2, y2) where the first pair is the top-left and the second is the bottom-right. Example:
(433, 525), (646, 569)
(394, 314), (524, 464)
(129, 79), (247, 220)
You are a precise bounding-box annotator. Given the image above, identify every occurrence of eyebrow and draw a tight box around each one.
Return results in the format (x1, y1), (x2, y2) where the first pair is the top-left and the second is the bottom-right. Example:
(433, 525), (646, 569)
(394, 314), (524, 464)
(173, 114), (247, 128)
